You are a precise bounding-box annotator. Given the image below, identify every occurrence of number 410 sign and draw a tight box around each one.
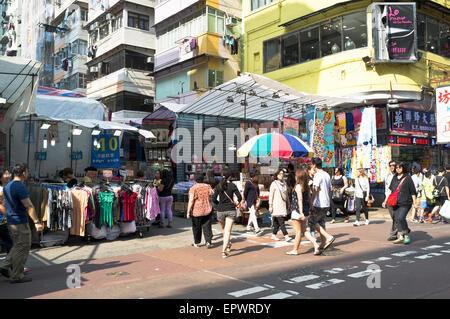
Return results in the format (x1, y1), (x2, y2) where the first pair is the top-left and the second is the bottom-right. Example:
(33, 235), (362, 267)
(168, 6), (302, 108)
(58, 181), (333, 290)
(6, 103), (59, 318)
(91, 134), (120, 168)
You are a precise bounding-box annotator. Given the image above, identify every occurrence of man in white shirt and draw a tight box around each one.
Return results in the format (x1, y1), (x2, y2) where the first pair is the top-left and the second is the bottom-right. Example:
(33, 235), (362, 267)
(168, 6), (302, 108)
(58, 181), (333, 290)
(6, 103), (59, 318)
(382, 160), (397, 241)
(310, 158), (335, 254)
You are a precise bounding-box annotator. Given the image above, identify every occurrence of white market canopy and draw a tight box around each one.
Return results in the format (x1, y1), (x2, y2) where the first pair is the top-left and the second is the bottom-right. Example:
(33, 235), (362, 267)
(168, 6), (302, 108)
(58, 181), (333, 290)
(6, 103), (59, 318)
(18, 93), (155, 139)
(180, 73), (365, 121)
(111, 110), (151, 125)
(0, 57), (42, 132)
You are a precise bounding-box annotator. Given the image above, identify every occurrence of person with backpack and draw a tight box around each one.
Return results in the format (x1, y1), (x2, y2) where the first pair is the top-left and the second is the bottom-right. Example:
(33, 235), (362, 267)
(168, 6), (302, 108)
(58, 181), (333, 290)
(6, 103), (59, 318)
(212, 169), (242, 258)
(386, 162), (417, 245)
(243, 171), (262, 236)
(429, 167), (450, 223)
(269, 169), (291, 242)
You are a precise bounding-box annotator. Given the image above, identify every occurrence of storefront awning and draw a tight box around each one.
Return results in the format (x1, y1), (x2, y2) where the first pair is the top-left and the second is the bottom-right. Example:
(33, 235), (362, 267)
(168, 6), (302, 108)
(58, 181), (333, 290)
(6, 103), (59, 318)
(0, 57), (42, 132)
(180, 73), (364, 121)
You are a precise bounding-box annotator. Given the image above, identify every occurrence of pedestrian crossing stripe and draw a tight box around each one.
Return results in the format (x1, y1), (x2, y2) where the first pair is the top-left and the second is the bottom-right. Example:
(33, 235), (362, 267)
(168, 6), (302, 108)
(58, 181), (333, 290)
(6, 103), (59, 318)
(421, 245), (444, 250)
(287, 274), (320, 283)
(259, 292), (292, 299)
(348, 269), (382, 278)
(441, 250), (450, 254)
(228, 286), (268, 297)
(323, 268), (345, 274)
(305, 279), (345, 290)
(414, 253), (442, 260)
(361, 256), (392, 264)
(391, 251), (418, 257)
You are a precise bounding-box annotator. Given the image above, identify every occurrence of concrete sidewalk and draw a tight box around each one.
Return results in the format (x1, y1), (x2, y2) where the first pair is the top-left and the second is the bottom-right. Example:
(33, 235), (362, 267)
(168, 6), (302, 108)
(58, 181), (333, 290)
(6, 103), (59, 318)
(0, 207), (392, 271)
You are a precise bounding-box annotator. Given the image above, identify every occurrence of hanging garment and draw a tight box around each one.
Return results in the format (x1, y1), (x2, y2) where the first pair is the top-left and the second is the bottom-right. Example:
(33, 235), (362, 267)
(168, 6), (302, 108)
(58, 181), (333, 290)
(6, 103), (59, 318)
(190, 38), (197, 50)
(231, 38), (239, 55)
(121, 192), (137, 222)
(146, 187), (160, 220)
(98, 192), (115, 228)
(71, 189), (89, 236)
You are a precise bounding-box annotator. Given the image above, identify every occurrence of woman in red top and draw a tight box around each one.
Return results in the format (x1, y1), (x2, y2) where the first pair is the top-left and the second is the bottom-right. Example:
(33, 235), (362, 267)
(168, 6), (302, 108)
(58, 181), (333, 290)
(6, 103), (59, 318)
(187, 173), (214, 248)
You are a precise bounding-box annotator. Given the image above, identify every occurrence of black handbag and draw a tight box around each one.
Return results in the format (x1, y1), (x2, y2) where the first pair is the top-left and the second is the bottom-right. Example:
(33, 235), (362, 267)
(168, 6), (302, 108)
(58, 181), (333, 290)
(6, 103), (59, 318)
(332, 189), (343, 202)
(433, 177), (445, 199)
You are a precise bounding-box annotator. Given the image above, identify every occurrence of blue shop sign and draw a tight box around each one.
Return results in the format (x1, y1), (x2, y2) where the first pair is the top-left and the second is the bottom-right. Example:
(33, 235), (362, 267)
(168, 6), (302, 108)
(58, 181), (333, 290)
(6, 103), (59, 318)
(91, 134), (120, 168)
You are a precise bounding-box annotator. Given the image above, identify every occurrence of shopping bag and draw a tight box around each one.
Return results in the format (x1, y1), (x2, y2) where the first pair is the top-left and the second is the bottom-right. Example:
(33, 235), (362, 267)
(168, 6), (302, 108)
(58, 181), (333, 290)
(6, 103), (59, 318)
(346, 198), (355, 212)
(439, 200), (450, 219)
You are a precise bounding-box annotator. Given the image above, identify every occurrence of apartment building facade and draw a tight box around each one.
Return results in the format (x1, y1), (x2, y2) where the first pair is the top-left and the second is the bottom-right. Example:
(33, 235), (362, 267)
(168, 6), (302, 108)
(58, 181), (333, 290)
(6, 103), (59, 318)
(154, 0), (242, 104)
(84, 0), (156, 112)
(51, 0), (90, 93)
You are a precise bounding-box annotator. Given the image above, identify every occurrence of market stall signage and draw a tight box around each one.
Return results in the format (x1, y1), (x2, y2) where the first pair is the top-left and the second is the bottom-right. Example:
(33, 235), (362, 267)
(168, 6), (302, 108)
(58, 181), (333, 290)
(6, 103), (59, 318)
(71, 151), (83, 160)
(388, 135), (429, 145)
(390, 108), (435, 134)
(436, 86), (450, 144)
(91, 134), (120, 168)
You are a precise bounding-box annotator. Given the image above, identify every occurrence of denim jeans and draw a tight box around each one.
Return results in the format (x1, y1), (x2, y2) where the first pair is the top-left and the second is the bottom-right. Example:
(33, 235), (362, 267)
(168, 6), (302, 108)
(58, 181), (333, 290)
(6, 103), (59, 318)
(394, 205), (412, 236)
(355, 197), (368, 221)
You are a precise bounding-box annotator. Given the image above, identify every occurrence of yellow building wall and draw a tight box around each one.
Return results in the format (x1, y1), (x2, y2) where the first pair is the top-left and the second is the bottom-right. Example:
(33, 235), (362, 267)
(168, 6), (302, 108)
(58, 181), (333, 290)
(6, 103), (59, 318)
(243, 0), (450, 97)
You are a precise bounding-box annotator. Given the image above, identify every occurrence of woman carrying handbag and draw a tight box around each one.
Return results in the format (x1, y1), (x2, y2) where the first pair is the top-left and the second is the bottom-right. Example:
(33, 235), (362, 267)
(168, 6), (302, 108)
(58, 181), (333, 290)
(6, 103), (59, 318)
(353, 169), (371, 226)
(330, 167), (349, 223)
(386, 163), (417, 244)
(269, 169), (291, 242)
(212, 169), (242, 258)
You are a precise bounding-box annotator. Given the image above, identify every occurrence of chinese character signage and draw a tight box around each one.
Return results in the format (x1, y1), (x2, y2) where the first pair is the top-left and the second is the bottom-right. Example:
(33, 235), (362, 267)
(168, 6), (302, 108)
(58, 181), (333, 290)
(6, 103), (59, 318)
(91, 134), (120, 168)
(390, 108), (435, 134)
(386, 3), (417, 62)
(436, 86), (450, 144)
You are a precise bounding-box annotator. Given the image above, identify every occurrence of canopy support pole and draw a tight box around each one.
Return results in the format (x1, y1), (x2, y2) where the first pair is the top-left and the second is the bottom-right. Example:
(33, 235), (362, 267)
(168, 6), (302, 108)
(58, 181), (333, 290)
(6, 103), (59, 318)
(26, 114), (32, 169)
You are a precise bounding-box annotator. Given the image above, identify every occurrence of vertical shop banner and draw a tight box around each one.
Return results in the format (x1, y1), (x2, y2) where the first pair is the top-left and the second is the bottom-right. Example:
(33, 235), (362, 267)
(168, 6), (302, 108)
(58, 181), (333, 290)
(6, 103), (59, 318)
(436, 86), (450, 144)
(283, 117), (299, 137)
(91, 134), (120, 168)
(306, 106), (316, 145)
(376, 109), (387, 130)
(312, 109), (335, 167)
(357, 107), (377, 146)
(386, 4), (417, 61)
(24, 122), (35, 143)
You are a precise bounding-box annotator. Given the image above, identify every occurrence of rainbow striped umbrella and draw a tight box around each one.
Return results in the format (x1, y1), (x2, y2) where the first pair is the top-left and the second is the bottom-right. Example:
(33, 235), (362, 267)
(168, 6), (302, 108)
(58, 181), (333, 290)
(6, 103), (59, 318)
(237, 133), (314, 158)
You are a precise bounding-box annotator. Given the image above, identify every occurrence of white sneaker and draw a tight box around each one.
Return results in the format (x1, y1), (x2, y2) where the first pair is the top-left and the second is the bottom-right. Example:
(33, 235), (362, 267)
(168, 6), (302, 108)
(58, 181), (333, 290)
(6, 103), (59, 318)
(285, 235), (292, 242)
(353, 221), (360, 227)
(365, 219), (370, 225)
(271, 234), (280, 241)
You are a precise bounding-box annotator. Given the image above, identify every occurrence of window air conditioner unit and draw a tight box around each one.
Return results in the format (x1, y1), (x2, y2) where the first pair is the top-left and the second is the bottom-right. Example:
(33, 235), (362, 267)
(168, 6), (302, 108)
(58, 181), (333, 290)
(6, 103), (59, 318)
(225, 17), (237, 27)
(146, 56), (154, 63)
(105, 13), (111, 20)
(90, 66), (98, 73)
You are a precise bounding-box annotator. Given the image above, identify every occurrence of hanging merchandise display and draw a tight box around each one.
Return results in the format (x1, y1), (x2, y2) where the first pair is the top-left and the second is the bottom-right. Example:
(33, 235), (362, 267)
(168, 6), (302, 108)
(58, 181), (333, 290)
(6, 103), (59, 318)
(339, 145), (391, 183)
(312, 109), (335, 167)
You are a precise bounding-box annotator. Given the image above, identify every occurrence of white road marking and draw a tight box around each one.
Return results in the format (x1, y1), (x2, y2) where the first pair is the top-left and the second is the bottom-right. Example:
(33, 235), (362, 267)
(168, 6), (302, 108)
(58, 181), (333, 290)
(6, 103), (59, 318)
(288, 274), (320, 283)
(421, 245), (444, 251)
(324, 268), (345, 274)
(285, 290), (299, 295)
(362, 256), (391, 264)
(414, 253), (442, 260)
(262, 241), (293, 248)
(306, 279), (345, 290)
(391, 251), (418, 257)
(444, 242), (450, 245)
(263, 284), (275, 288)
(348, 269), (382, 278)
(259, 292), (292, 299)
(283, 280), (294, 284)
(361, 261), (374, 264)
(441, 250), (450, 254)
(385, 265), (400, 268)
(398, 260), (415, 264)
(228, 286), (269, 297)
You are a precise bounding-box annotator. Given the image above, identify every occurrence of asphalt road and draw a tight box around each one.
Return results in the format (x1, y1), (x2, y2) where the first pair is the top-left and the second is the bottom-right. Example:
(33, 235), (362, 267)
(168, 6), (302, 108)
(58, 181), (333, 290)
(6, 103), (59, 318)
(0, 219), (448, 299)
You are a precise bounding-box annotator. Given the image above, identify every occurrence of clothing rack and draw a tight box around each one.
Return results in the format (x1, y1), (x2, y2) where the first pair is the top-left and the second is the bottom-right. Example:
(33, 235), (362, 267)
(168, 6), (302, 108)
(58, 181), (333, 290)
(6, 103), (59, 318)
(39, 182), (70, 247)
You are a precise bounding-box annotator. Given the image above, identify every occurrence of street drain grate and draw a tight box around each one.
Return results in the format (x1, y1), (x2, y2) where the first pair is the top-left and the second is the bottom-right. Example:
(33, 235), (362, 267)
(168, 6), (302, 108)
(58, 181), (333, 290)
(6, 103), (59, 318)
(106, 271), (130, 277)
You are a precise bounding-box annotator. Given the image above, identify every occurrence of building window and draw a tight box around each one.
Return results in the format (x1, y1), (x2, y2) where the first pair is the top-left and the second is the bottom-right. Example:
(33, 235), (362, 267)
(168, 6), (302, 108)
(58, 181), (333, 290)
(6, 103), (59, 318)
(80, 8), (88, 22)
(112, 13), (123, 32)
(282, 32), (299, 67)
(251, 0), (275, 11)
(263, 37), (281, 72)
(417, 13), (426, 51)
(207, 7), (225, 34)
(208, 69), (224, 87)
(79, 73), (86, 89)
(426, 17), (439, 54)
(439, 23), (450, 58)
(300, 26), (319, 62)
(128, 12), (149, 31)
(320, 18), (342, 57)
(90, 29), (99, 44)
(342, 11), (367, 50)
(99, 23), (109, 39)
